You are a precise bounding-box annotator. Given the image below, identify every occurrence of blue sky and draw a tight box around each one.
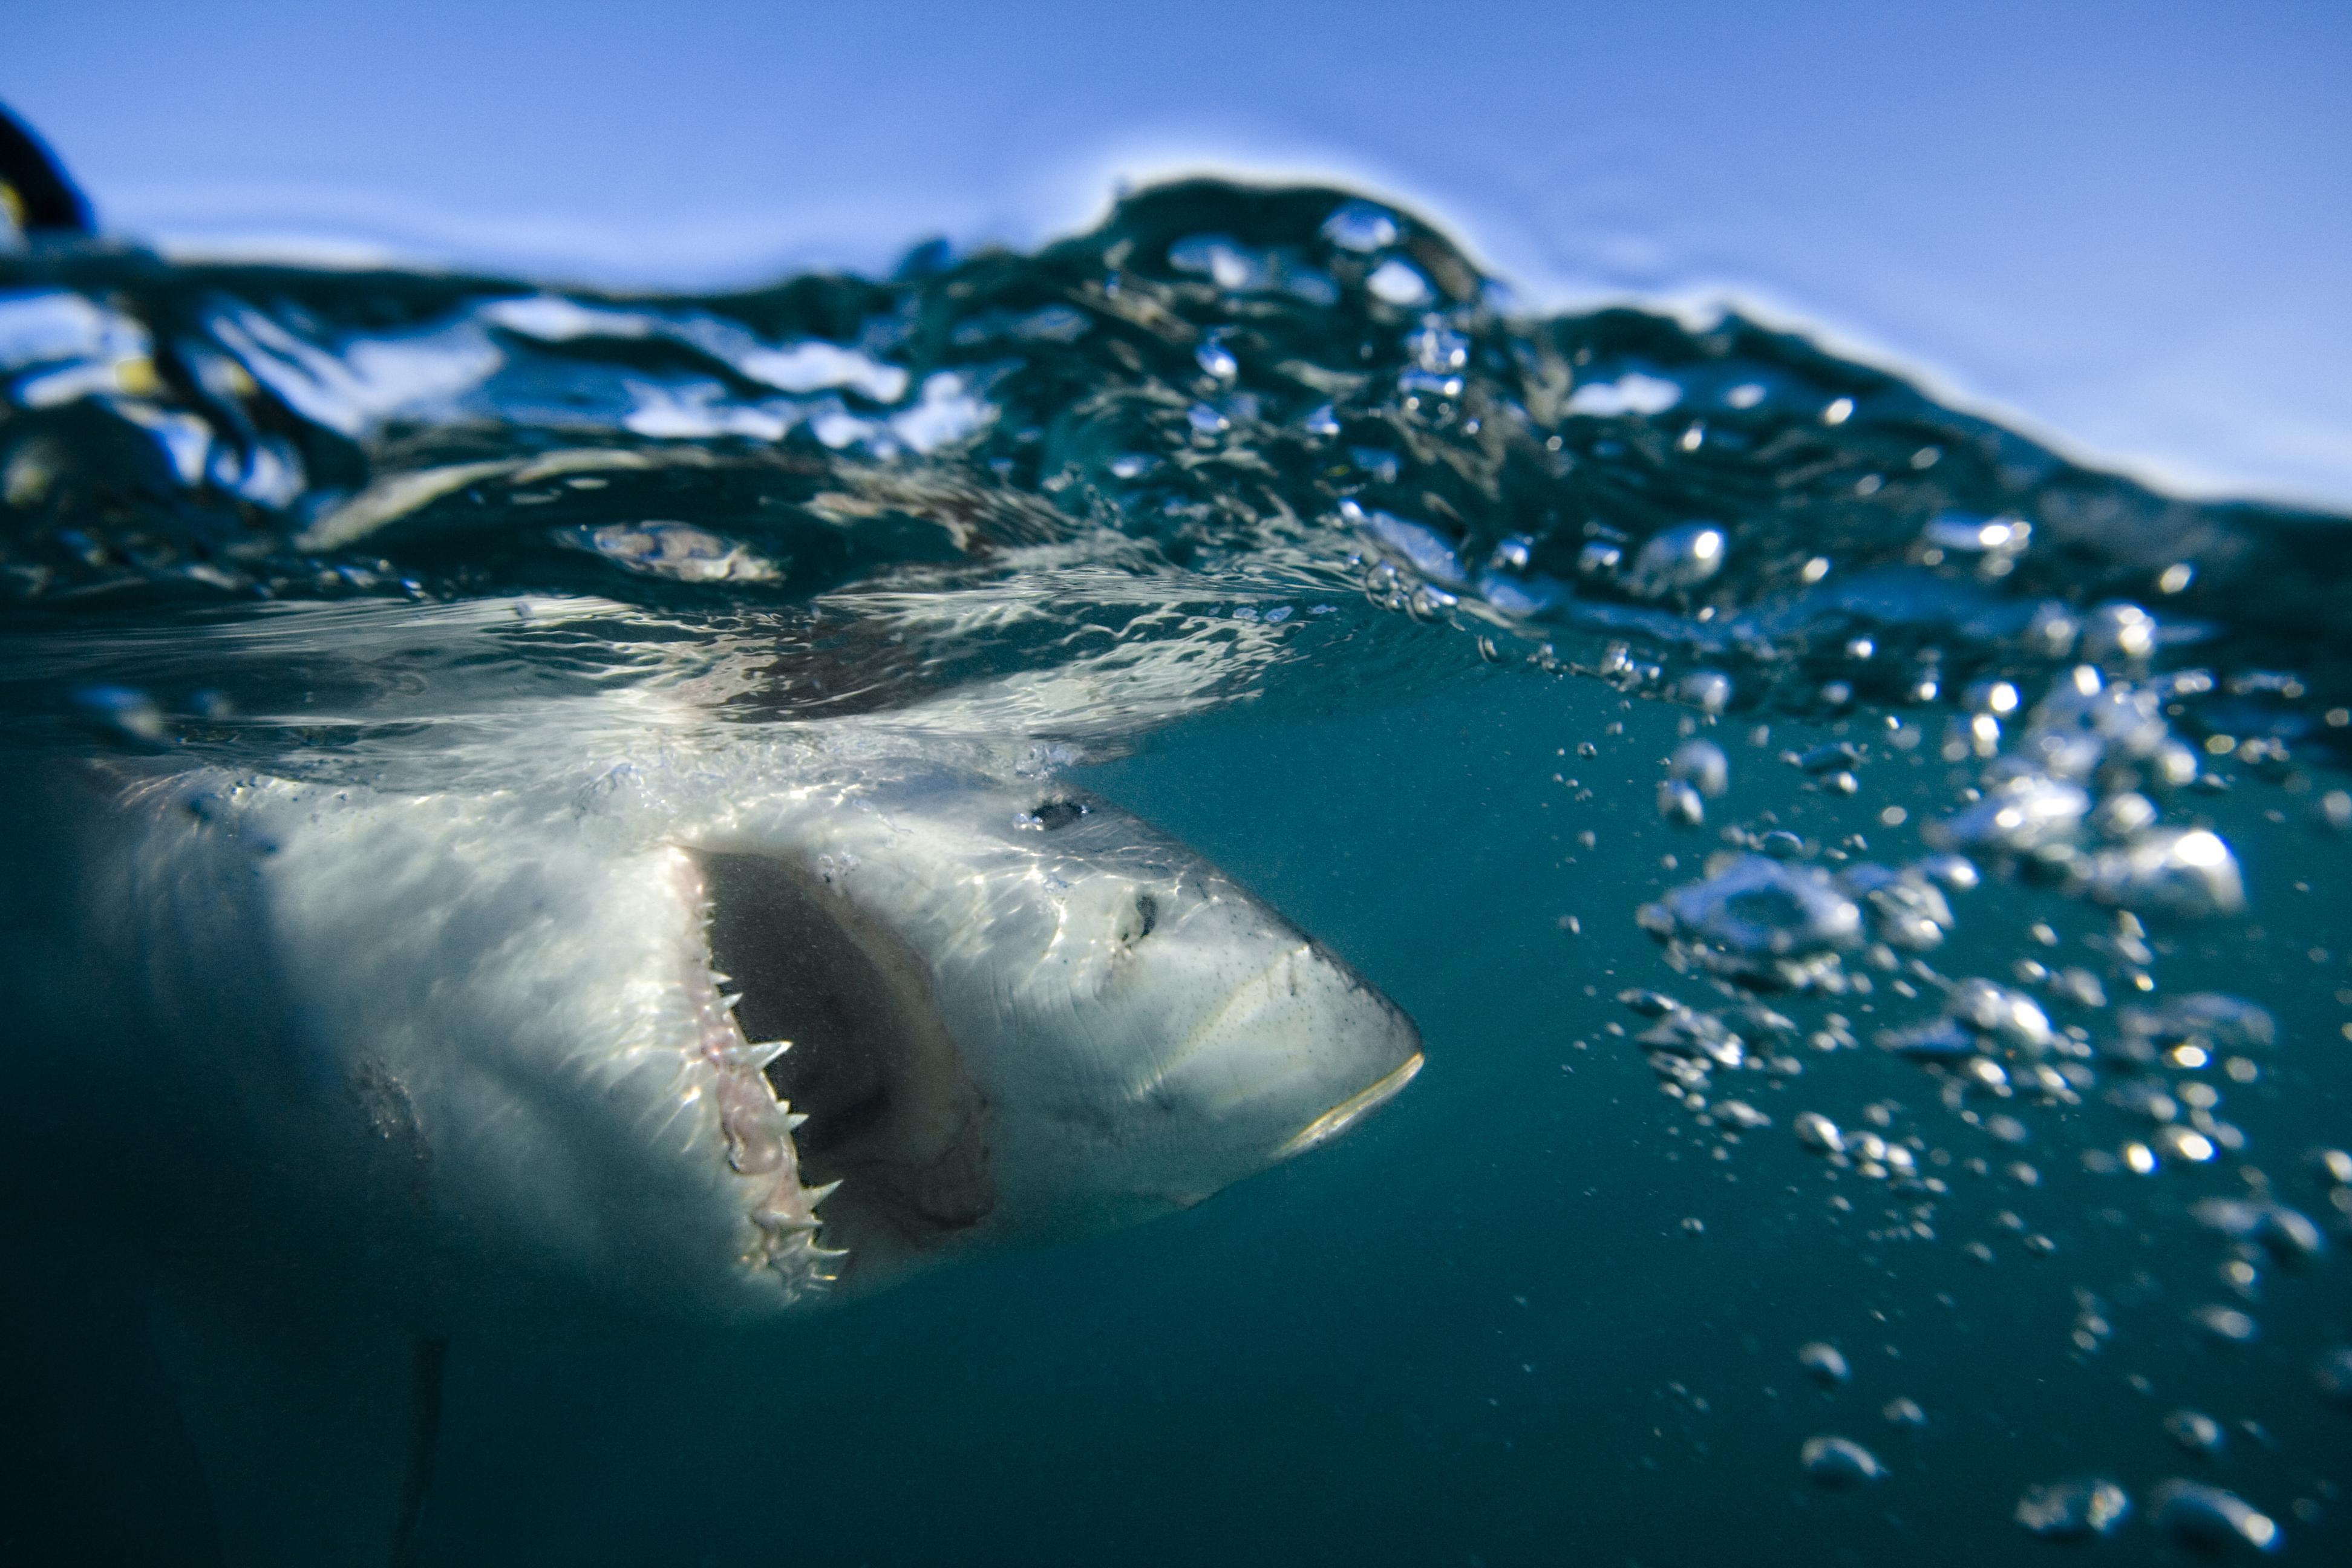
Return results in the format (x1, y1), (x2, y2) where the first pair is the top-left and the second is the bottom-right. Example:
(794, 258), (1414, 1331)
(9, 0), (2348, 507)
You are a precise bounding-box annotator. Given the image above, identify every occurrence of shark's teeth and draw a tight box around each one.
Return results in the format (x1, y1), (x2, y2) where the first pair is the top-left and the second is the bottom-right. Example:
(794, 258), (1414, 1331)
(757, 1224), (846, 1281)
(719, 991), (743, 1013)
(803, 1179), (843, 1209)
(785, 1111), (809, 1131)
(721, 1039), (790, 1071)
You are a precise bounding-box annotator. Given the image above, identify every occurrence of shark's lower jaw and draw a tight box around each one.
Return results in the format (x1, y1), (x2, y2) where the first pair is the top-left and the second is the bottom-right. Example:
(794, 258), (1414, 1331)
(694, 850), (996, 1294)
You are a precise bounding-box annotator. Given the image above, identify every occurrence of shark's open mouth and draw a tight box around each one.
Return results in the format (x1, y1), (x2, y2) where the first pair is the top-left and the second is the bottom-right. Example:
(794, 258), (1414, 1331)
(693, 851), (995, 1288)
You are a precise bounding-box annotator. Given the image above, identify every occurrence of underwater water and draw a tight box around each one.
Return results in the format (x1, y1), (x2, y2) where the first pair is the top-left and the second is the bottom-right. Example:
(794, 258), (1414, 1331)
(2, 179), (2349, 1564)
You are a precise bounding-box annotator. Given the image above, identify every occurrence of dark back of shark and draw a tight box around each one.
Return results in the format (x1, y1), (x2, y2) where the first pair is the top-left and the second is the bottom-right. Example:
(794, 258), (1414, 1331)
(0, 102), (94, 240)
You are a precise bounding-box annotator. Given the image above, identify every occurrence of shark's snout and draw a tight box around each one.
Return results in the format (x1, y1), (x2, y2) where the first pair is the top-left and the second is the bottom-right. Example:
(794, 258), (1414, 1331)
(1119, 935), (1424, 1198)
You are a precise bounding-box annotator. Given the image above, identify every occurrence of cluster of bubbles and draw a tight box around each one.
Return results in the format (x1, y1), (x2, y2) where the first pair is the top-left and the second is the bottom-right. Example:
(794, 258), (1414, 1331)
(1780, 1325), (2293, 1553)
(1590, 636), (2351, 1544)
(1778, 1324), (2300, 1552)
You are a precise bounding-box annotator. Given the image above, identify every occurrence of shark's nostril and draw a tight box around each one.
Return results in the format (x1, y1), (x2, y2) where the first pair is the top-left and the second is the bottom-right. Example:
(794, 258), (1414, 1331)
(1133, 893), (1158, 939)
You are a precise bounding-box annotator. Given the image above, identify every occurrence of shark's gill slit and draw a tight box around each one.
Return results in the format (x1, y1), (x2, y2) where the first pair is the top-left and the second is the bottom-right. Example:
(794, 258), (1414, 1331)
(696, 851), (995, 1278)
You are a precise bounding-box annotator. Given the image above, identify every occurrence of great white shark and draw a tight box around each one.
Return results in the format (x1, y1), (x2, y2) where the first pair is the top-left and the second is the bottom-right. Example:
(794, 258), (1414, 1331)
(1, 686), (1423, 1565)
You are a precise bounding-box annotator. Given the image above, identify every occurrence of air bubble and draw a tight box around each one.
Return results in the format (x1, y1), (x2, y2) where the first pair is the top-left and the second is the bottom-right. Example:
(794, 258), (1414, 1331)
(2080, 828), (2246, 918)
(1622, 523), (1726, 599)
(2189, 1304), (2258, 1346)
(2015, 1478), (2131, 1540)
(1669, 739), (1729, 798)
(1944, 978), (2053, 1053)
(1915, 853), (1980, 892)
(1657, 779), (1705, 828)
(2154, 1126), (2216, 1163)
(1798, 1436), (1884, 1488)
(2091, 791), (2158, 838)
(1923, 512), (2031, 555)
(2163, 1408), (2226, 1459)
(1321, 201), (1400, 252)
(1930, 774), (2089, 855)
(2082, 602), (2157, 662)
(1797, 1342), (1851, 1385)
(1638, 855), (1861, 988)
(2049, 967), (2106, 1009)
(2148, 1481), (2281, 1554)
(1796, 740), (1864, 775)
(1365, 258), (1433, 307)
(1678, 671), (1734, 713)
(1794, 1112), (1844, 1155)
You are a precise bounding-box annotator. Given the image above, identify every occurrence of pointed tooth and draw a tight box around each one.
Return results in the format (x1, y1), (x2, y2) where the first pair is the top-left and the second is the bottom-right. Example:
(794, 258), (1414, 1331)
(722, 1039), (789, 1071)
(719, 991), (743, 1012)
(811, 1244), (849, 1260)
(803, 1179), (843, 1209)
(785, 1112), (809, 1131)
(708, 970), (732, 984)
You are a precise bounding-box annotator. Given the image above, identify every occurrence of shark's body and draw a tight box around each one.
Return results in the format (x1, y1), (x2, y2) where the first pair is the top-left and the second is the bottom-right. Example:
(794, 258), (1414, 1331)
(2, 712), (1420, 1564)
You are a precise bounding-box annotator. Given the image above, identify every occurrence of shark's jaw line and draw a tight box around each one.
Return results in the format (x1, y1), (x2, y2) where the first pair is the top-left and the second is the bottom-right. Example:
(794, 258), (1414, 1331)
(1275, 1051), (1425, 1160)
(692, 848), (995, 1293)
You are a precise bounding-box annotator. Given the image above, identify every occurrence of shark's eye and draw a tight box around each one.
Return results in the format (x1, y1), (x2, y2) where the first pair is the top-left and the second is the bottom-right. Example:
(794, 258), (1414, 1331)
(1133, 893), (1159, 939)
(1031, 799), (1087, 831)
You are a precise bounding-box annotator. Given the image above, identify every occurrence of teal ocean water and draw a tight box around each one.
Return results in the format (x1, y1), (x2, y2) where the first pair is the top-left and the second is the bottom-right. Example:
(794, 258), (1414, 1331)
(3, 180), (2348, 1564)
